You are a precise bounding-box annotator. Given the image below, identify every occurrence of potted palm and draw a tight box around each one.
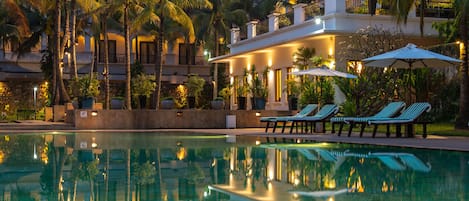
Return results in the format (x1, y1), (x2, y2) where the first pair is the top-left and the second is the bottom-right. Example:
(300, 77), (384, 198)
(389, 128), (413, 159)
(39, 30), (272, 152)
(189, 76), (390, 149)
(185, 74), (205, 108)
(131, 73), (156, 109)
(284, 78), (301, 110)
(249, 66), (268, 110)
(236, 83), (249, 110)
(217, 85), (232, 110)
(161, 96), (175, 109)
(210, 97), (225, 110)
(69, 74), (100, 109)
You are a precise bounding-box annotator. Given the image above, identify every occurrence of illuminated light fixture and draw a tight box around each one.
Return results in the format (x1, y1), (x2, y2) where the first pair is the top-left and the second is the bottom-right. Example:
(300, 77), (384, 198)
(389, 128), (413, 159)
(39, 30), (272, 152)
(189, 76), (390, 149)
(255, 140), (261, 145)
(315, 17), (322, 25)
(91, 111), (98, 116)
(255, 112), (261, 117)
(91, 142), (98, 148)
(296, 139), (302, 143)
(176, 111), (183, 117)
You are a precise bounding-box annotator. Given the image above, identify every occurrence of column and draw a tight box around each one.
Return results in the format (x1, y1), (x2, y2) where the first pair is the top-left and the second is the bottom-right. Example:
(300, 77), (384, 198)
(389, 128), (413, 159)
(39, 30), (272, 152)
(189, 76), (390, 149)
(293, 3), (306, 25)
(268, 13), (280, 32)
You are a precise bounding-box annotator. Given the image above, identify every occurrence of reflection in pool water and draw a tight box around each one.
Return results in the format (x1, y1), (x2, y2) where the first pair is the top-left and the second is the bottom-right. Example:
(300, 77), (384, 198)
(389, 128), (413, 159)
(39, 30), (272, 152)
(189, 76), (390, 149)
(0, 132), (468, 201)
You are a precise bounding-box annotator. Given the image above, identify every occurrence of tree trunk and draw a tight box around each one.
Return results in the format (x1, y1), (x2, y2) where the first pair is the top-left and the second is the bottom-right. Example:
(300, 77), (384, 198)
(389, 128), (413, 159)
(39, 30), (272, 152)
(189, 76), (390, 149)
(213, 29), (219, 99)
(70, 0), (78, 79)
(419, 0), (425, 37)
(125, 0), (132, 110)
(456, 12), (469, 128)
(53, 0), (60, 105)
(155, 20), (165, 110)
(103, 13), (110, 109)
(61, 0), (71, 104)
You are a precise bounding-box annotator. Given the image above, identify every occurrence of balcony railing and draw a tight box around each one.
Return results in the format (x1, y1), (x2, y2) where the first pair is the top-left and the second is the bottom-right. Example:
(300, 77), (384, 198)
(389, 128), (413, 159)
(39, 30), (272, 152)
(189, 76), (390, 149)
(97, 53), (208, 66)
(279, 12), (294, 29)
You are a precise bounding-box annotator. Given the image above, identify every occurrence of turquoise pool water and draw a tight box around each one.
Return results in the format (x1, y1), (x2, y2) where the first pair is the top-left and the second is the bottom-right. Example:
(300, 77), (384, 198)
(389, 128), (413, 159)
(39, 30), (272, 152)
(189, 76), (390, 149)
(0, 132), (467, 201)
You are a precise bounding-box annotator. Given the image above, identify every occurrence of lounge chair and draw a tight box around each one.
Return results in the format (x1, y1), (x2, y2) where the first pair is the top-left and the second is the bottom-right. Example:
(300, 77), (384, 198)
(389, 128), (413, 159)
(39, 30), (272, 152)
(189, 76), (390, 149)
(260, 104), (318, 133)
(330, 101), (406, 137)
(289, 104), (339, 133)
(367, 102), (432, 138)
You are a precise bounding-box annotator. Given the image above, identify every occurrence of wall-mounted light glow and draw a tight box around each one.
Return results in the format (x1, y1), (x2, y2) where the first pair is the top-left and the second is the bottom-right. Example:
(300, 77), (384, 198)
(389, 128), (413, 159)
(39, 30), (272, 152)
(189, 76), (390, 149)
(328, 47), (333, 58)
(315, 17), (322, 25)
(91, 142), (98, 148)
(255, 140), (261, 145)
(255, 112), (261, 117)
(91, 111), (98, 116)
(268, 59), (272, 67)
(229, 65), (233, 75)
(177, 111), (183, 117)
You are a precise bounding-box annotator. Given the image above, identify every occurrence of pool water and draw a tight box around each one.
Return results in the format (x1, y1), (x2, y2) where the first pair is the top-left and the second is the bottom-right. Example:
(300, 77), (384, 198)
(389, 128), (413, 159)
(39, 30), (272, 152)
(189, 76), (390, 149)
(0, 132), (468, 201)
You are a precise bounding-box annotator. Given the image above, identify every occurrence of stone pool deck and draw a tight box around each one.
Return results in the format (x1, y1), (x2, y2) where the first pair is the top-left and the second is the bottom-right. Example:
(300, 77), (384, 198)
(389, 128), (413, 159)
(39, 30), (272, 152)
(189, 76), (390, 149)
(0, 120), (468, 152)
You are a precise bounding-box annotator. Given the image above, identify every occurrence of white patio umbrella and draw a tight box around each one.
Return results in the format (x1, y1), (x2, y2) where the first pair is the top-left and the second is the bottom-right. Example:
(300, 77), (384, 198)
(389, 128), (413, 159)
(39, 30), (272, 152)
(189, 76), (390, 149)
(362, 43), (462, 102)
(362, 43), (461, 68)
(291, 65), (358, 78)
(290, 65), (357, 104)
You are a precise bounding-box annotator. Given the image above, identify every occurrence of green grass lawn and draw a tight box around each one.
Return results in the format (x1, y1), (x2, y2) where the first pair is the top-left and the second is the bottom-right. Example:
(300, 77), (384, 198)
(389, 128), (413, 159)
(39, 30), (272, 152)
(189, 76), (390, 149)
(339, 122), (469, 137)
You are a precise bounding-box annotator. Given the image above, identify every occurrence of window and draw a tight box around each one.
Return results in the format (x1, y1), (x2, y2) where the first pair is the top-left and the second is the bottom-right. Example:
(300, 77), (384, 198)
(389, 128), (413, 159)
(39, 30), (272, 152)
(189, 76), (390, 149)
(99, 40), (117, 63)
(140, 42), (155, 64)
(179, 43), (196, 65)
(274, 69), (282, 102)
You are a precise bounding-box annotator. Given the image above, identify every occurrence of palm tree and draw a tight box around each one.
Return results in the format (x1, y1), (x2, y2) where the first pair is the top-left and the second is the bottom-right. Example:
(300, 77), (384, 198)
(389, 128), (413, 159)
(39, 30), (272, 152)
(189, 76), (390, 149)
(151, 0), (212, 109)
(390, 1), (469, 128)
(453, 0), (469, 128)
(388, 0), (426, 37)
(0, 0), (30, 56)
(193, 0), (230, 98)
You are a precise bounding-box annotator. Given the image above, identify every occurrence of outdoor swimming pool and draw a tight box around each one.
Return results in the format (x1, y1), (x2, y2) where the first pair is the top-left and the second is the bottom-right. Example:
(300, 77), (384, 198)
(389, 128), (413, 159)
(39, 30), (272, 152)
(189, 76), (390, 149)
(0, 132), (467, 201)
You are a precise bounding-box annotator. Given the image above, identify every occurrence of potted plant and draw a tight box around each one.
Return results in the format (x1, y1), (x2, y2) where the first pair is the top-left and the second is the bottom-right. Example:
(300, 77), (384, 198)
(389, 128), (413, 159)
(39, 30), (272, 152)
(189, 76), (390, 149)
(110, 96), (125, 109)
(185, 74), (205, 108)
(249, 66), (268, 110)
(210, 97), (225, 110)
(236, 69), (249, 110)
(69, 74), (100, 109)
(218, 85), (232, 110)
(161, 96), (175, 109)
(131, 73), (156, 109)
(284, 78), (301, 110)
(236, 83), (249, 110)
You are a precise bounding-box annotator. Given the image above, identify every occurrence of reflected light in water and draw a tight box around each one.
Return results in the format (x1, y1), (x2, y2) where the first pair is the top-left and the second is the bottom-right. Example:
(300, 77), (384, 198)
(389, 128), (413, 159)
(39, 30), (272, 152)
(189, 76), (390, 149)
(0, 150), (4, 164)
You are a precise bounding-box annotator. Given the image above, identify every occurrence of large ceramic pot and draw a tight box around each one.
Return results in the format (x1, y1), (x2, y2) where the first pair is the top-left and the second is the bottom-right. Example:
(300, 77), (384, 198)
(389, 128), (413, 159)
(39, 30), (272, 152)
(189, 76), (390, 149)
(252, 97), (266, 110)
(161, 99), (175, 109)
(110, 98), (124, 109)
(288, 96), (298, 110)
(211, 100), (225, 110)
(80, 97), (94, 109)
(187, 96), (196, 108)
(237, 97), (246, 110)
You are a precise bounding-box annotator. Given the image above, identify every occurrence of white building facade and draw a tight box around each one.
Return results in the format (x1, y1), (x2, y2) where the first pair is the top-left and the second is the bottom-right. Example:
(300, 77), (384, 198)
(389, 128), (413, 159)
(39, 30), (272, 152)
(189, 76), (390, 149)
(210, 1), (453, 111)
